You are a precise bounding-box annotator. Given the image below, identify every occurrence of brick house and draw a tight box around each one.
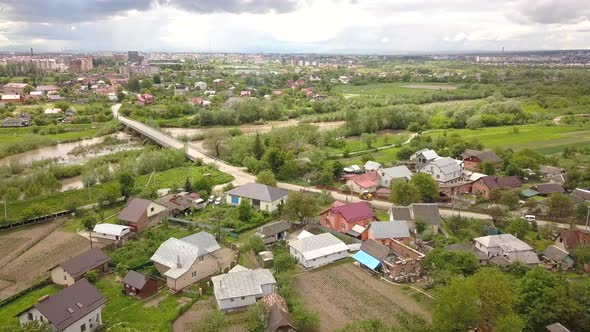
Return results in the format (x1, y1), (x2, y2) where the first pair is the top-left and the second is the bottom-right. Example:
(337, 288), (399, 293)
(556, 227), (590, 251)
(320, 201), (376, 240)
(472, 175), (521, 199)
(461, 149), (503, 171)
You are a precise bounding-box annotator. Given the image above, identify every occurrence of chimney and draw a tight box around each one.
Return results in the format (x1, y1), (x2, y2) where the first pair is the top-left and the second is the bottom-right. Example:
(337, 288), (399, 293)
(176, 255), (182, 268)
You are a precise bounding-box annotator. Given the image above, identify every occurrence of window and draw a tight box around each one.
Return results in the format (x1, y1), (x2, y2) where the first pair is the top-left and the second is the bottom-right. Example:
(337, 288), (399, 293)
(436, 175), (440, 179)
(64, 275), (67, 281)
(27, 313), (33, 321)
(192, 271), (197, 278)
(81, 323), (86, 332)
(40, 317), (43, 322)
(341, 223), (346, 230)
(241, 296), (245, 300)
(230, 298), (234, 302)
(198, 256), (204, 262)
(151, 207), (154, 212)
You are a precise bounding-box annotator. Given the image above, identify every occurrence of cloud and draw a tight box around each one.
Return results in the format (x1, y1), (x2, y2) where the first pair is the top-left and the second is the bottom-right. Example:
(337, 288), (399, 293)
(511, 0), (590, 24)
(163, 0), (302, 14)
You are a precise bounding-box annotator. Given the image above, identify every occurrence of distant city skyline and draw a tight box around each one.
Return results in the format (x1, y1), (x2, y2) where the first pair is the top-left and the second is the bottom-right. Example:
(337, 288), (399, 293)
(1, 0), (589, 53)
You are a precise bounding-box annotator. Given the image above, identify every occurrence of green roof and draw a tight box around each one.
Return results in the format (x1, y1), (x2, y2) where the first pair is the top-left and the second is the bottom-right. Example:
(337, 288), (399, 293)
(521, 189), (539, 198)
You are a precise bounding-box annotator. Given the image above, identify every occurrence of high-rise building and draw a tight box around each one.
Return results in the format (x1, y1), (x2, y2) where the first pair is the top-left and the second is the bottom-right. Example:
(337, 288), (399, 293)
(128, 51), (141, 64)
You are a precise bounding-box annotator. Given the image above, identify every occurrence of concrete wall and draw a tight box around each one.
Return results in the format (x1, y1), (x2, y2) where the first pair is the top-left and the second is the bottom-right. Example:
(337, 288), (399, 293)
(50, 266), (75, 286)
(290, 246), (348, 269)
(217, 294), (257, 311)
(226, 195), (284, 212)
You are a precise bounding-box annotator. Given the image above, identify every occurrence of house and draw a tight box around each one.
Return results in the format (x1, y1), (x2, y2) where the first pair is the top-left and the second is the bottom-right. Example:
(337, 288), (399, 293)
(460, 149), (503, 171)
(50, 248), (110, 286)
(532, 183), (565, 196)
(212, 267), (277, 311)
(240, 90), (252, 97)
(194, 81), (207, 90)
(338, 76), (350, 84)
(352, 239), (391, 272)
(2, 115), (30, 127)
(212, 78), (225, 88)
(472, 175), (521, 199)
(353, 239), (424, 281)
(364, 161), (382, 172)
(446, 242), (490, 265)
(137, 93), (155, 106)
(256, 220), (291, 245)
(288, 232), (349, 269)
(542, 245), (574, 271)
(545, 323), (571, 332)
(549, 173), (567, 184)
(3, 82), (28, 95)
(570, 188), (590, 204)
(189, 97), (204, 107)
(540, 165), (563, 178)
(35, 85), (59, 94)
(409, 148), (439, 166)
(389, 203), (441, 232)
(320, 201), (376, 239)
(368, 220), (411, 244)
(419, 157), (463, 183)
(16, 279), (107, 332)
(555, 227), (590, 250)
(346, 171), (381, 193)
(155, 193), (194, 217)
(117, 197), (167, 232)
(1, 94), (22, 103)
(151, 231), (224, 292)
(266, 302), (296, 332)
(474, 234), (540, 266)
(226, 183), (288, 213)
(379, 165), (413, 187)
(92, 224), (132, 241)
(122, 270), (158, 299)
(44, 108), (63, 115)
(174, 84), (189, 95)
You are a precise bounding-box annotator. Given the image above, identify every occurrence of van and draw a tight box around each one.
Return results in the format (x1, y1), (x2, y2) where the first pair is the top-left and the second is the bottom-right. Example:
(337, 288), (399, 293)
(524, 215), (536, 222)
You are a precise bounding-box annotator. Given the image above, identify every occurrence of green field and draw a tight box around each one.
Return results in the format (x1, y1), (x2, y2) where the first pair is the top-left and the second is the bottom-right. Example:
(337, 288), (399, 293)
(333, 83), (458, 97)
(0, 284), (61, 329)
(425, 124), (590, 154)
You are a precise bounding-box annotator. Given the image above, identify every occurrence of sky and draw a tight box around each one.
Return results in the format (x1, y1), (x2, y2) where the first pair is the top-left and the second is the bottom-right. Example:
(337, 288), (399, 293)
(0, 0), (589, 53)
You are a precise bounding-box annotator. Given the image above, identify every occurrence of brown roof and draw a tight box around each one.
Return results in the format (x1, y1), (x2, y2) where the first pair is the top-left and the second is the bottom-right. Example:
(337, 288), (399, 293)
(360, 239), (391, 261)
(155, 194), (193, 212)
(123, 270), (150, 290)
(267, 303), (295, 332)
(19, 279), (107, 330)
(258, 221), (291, 237)
(390, 206), (412, 220)
(461, 149), (502, 163)
(533, 183), (565, 195)
(540, 165), (563, 176)
(480, 175), (521, 190)
(559, 228), (590, 250)
(118, 197), (152, 224)
(570, 188), (590, 204)
(62, 248), (110, 279)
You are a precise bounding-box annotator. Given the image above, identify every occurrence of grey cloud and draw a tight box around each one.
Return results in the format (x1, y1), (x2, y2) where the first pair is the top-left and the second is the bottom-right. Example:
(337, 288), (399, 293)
(513, 0), (590, 24)
(163, 0), (301, 14)
(0, 0), (153, 23)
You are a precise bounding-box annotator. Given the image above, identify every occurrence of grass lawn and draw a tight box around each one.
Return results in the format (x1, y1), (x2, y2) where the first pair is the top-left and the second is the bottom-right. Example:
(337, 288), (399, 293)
(426, 123), (590, 154)
(333, 83), (457, 97)
(0, 284), (62, 329)
(337, 146), (402, 166)
(60, 203), (126, 233)
(524, 231), (553, 251)
(97, 275), (191, 332)
(325, 132), (409, 156)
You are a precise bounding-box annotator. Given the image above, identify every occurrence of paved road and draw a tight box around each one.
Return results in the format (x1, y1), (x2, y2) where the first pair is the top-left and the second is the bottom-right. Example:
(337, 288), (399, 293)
(112, 104), (588, 231)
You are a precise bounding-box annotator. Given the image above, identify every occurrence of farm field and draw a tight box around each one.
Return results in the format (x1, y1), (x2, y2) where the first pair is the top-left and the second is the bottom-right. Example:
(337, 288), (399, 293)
(426, 123), (590, 154)
(173, 298), (248, 332)
(294, 263), (431, 332)
(333, 82), (459, 97)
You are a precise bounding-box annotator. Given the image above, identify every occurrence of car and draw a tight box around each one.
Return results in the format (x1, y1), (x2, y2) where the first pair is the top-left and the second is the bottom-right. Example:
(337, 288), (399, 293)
(214, 197), (222, 205)
(524, 214), (536, 222)
(208, 195), (215, 203)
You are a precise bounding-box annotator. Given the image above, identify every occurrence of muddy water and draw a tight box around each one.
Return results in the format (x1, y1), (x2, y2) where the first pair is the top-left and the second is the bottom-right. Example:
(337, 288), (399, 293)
(60, 175), (83, 192)
(0, 132), (139, 167)
(164, 120), (345, 139)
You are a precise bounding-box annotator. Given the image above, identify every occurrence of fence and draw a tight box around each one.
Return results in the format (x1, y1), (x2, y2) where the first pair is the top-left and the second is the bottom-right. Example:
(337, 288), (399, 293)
(0, 210), (73, 232)
(0, 277), (51, 310)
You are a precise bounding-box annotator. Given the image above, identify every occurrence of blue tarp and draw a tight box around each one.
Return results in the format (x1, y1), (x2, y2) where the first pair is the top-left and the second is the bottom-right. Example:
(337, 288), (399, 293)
(352, 250), (381, 270)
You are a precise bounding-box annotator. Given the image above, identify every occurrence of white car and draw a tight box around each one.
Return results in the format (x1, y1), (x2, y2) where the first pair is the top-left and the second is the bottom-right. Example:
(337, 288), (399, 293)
(208, 195), (215, 203)
(524, 214), (536, 222)
(214, 197), (222, 205)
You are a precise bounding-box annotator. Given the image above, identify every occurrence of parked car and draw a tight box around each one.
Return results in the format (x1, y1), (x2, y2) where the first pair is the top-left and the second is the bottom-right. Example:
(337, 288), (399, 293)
(208, 195), (215, 203)
(524, 214), (536, 222)
(214, 197), (222, 205)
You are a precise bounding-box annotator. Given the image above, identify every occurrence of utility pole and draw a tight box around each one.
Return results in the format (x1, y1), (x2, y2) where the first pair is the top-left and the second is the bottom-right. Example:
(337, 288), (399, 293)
(3, 195), (7, 221)
(586, 205), (590, 229)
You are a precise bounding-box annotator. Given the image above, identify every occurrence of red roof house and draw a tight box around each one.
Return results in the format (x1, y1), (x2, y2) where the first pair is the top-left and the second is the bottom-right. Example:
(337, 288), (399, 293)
(346, 171), (381, 193)
(472, 175), (521, 199)
(556, 227), (590, 251)
(137, 93), (155, 106)
(320, 201), (376, 239)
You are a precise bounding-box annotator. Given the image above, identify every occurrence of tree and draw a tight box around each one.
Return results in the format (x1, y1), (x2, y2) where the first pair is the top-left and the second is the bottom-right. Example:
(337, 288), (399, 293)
(256, 170), (277, 187)
(547, 193), (575, 219)
(238, 199), (252, 222)
(203, 128), (230, 157)
(390, 180), (421, 205)
(242, 235), (265, 254)
(195, 309), (229, 332)
(23, 85), (34, 94)
(410, 173), (439, 202)
(261, 147), (285, 174)
(140, 78), (153, 90)
(252, 133), (265, 160)
(193, 175), (212, 195)
(127, 78), (140, 92)
(152, 74), (161, 84)
(361, 133), (377, 149)
(12, 321), (53, 332)
(118, 172), (135, 199)
(245, 302), (268, 332)
(282, 191), (319, 222)
(479, 160), (496, 175)
(488, 206), (507, 223)
(184, 177), (192, 192)
(498, 190), (519, 210)
(424, 248), (479, 277)
(82, 216), (97, 230)
(505, 218), (530, 239)
(85, 270), (98, 284)
(116, 91), (126, 102)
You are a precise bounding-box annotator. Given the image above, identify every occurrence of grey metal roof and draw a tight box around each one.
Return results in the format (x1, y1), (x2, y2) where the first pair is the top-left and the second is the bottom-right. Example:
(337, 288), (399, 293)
(360, 239), (391, 261)
(546, 323), (571, 332)
(506, 251), (540, 265)
(257, 221), (291, 237)
(123, 270), (150, 290)
(181, 231), (221, 253)
(446, 243), (489, 261)
(543, 245), (570, 262)
(61, 248), (110, 279)
(28, 279), (107, 330)
(428, 157), (462, 175)
(212, 269), (276, 300)
(288, 232), (349, 260)
(364, 161), (382, 171)
(475, 234), (532, 252)
(370, 221), (410, 239)
(410, 203), (441, 226)
(226, 183), (288, 202)
(571, 188), (590, 203)
(390, 207), (412, 221)
(380, 165), (412, 180)
(411, 149), (439, 161)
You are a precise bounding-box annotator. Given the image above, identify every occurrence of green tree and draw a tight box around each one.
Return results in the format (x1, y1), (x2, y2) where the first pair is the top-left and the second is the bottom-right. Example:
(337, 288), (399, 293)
(195, 309), (229, 332)
(85, 270), (98, 284)
(152, 74), (161, 84)
(118, 172), (135, 199)
(193, 175), (212, 195)
(390, 180), (421, 205)
(505, 218), (530, 239)
(116, 91), (126, 102)
(141, 78), (153, 90)
(184, 177), (192, 192)
(242, 235), (265, 254)
(479, 160), (497, 175)
(82, 216), (97, 231)
(424, 248), (479, 277)
(499, 190), (519, 210)
(410, 173), (439, 202)
(547, 193), (575, 219)
(361, 133), (377, 149)
(203, 128), (230, 157)
(256, 170), (277, 187)
(282, 191), (319, 222)
(238, 198), (252, 222)
(262, 147), (285, 174)
(252, 132), (265, 160)
(245, 302), (268, 332)
(127, 78), (140, 92)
